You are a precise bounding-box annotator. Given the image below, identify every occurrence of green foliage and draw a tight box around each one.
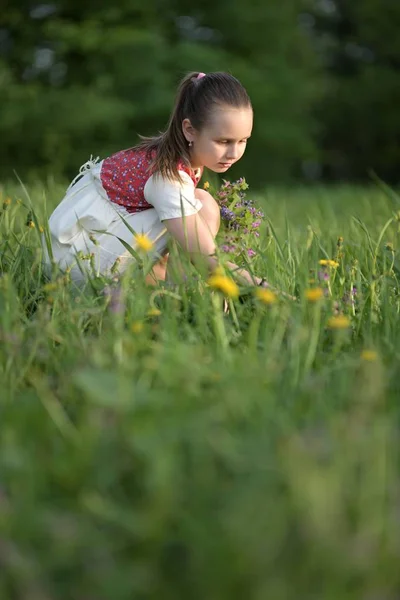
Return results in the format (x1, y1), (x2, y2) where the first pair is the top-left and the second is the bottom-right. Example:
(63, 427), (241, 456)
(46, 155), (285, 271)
(2, 1), (400, 184)
(309, 0), (400, 181)
(1, 181), (400, 597)
(0, 0), (322, 184)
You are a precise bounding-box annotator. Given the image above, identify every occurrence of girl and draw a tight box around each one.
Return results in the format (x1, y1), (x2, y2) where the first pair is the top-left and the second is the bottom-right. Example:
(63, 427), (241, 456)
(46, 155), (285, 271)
(44, 71), (266, 288)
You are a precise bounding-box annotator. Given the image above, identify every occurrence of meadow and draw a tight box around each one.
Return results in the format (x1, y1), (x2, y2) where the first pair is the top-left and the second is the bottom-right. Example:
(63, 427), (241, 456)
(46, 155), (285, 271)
(1, 178), (400, 598)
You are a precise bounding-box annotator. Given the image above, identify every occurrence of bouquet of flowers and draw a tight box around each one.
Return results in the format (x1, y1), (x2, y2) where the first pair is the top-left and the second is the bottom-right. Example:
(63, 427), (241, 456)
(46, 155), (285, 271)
(207, 178), (265, 266)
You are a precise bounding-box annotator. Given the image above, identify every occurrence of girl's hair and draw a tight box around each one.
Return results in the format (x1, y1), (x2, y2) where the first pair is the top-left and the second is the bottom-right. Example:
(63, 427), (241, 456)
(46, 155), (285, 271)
(135, 71), (252, 181)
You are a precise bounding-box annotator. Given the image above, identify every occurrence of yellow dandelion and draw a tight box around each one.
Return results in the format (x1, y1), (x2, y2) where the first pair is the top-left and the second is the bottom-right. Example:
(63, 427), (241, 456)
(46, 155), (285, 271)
(327, 315), (350, 329)
(203, 181), (210, 190)
(134, 233), (153, 253)
(319, 259), (339, 268)
(27, 221), (35, 229)
(255, 288), (277, 304)
(147, 307), (161, 317)
(131, 321), (144, 333)
(208, 274), (239, 299)
(305, 287), (324, 302)
(360, 349), (378, 362)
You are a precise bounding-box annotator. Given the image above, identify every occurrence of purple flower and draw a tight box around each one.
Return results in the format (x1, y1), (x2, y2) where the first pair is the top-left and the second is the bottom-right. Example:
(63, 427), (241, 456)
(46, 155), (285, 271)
(251, 221), (261, 228)
(318, 270), (330, 281)
(247, 249), (256, 257)
(220, 207), (235, 221)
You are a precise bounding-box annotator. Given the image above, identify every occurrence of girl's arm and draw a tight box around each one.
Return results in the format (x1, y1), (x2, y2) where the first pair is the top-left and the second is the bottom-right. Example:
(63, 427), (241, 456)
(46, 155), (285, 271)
(163, 214), (263, 286)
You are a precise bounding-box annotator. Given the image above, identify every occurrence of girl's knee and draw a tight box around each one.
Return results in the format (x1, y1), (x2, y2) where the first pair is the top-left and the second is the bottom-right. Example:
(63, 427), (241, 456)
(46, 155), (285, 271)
(195, 189), (220, 228)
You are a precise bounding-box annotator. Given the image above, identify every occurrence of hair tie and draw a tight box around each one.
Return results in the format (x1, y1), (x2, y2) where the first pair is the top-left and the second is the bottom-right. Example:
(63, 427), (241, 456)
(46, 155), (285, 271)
(196, 72), (206, 80)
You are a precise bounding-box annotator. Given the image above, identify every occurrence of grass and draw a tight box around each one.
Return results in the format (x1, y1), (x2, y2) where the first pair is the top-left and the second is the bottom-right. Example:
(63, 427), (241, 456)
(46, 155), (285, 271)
(1, 179), (400, 599)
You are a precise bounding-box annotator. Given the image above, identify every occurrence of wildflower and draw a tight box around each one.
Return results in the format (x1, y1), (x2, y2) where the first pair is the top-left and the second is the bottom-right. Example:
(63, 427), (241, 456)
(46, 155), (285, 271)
(327, 315), (350, 329)
(27, 221), (35, 229)
(147, 307), (161, 317)
(220, 207), (235, 221)
(318, 270), (330, 281)
(221, 244), (236, 253)
(255, 288), (277, 304)
(305, 287), (324, 302)
(39, 226), (44, 233)
(247, 249), (256, 257)
(203, 181), (210, 190)
(360, 349), (378, 362)
(2, 198), (11, 209)
(135, 233), (153, 253)
(208, 273), (239, 299)
(131, 321), (144, 333)
(251, 221), (261, 228)
(319, 259), (339, 268)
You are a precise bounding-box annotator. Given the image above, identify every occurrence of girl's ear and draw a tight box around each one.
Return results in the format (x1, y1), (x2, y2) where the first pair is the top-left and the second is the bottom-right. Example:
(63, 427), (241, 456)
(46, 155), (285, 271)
(182, 118), (196, 143)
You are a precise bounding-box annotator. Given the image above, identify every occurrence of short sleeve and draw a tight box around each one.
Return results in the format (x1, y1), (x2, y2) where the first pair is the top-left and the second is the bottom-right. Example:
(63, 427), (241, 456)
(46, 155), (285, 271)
(144, 171), (203, 221)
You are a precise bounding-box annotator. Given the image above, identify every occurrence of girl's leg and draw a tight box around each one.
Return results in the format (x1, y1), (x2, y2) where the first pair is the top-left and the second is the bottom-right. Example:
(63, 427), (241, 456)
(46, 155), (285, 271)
(145, 252), (169, 285)
(165, 189), (221, 283)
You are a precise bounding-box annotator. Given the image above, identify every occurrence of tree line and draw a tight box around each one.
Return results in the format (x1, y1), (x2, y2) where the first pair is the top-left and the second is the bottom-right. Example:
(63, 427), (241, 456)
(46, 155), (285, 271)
(0, 0), (399, 186)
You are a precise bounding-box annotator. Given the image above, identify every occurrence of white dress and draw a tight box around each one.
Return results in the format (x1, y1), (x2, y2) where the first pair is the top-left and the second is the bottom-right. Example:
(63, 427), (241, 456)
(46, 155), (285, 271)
(43, 158), (203, 283)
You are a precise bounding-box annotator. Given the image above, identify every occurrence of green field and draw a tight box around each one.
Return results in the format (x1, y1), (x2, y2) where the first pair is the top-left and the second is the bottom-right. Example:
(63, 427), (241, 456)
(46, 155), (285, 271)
(1, 180), (400, 598)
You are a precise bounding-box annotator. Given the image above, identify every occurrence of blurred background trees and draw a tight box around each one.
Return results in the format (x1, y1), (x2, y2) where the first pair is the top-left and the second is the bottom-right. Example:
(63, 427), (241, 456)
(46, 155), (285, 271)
(0, 0), (399, 186)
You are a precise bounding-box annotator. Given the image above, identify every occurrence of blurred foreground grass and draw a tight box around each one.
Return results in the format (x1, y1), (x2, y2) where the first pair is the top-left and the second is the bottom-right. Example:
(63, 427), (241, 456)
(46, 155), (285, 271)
(0, 179), (400, 599)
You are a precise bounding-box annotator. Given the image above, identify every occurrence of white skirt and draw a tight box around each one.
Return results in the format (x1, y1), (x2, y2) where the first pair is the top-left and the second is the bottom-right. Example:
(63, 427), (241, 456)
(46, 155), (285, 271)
(43, 158), (169, 284)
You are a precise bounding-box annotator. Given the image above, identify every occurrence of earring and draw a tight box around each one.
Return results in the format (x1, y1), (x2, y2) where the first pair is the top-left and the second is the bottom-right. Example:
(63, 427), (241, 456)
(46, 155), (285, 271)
(188, 140), (193, 148)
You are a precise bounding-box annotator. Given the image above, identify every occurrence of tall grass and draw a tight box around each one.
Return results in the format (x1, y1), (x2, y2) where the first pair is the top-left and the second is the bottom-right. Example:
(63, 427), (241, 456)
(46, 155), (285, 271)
(0, 180), (400, 599)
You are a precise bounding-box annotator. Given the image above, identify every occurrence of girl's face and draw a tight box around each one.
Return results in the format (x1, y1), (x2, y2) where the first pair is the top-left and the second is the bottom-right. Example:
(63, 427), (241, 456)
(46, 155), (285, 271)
(183, 105), (253, 173)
